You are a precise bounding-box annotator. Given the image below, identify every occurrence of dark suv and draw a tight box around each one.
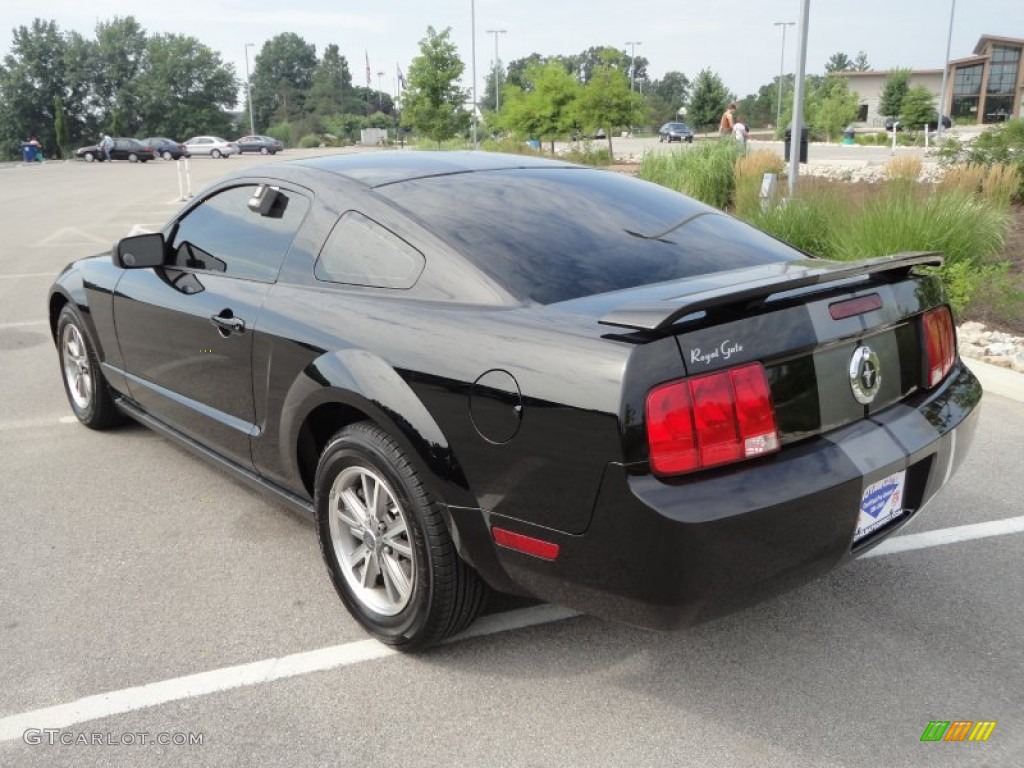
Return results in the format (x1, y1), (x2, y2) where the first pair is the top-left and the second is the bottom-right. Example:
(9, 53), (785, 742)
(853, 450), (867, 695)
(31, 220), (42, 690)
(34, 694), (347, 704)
(658, 122), (694, 143)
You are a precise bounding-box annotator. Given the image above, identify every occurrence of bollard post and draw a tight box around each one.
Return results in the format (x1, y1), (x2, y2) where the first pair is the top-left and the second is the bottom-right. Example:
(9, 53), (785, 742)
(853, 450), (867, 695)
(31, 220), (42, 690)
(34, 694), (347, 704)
(891, 122), (899, 155)
(184, 157), (192, 199)
(176, 158), (185, 201)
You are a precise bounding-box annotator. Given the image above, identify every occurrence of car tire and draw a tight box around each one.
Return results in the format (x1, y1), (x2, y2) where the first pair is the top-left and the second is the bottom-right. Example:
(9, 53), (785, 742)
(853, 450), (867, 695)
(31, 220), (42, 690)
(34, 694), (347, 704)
(57, 305), (125, 430)
(162, 150), (173, 161)
(211, 149), (222, 159)
(83, 152), (95, 162)
(128, 153), (138, 163)
(315, 422), (486, 650)
(260, 146), (269, 155)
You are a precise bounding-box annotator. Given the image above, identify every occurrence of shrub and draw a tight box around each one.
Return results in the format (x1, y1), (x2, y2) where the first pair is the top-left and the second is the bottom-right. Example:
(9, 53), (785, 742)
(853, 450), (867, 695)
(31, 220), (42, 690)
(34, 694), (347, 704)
(936, 119), (1024, 200)
(637, 141), (741, 209)
(740, 187), (848, 257)
(265, 122), (293, 147)
(884, 155), (922, 183)
(298, 134), (321, 149)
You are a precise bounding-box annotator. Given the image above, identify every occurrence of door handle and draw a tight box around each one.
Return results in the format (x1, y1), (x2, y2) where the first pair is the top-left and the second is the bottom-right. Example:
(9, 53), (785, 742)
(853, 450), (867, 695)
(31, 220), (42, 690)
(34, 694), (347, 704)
(209, 312), (245, 335)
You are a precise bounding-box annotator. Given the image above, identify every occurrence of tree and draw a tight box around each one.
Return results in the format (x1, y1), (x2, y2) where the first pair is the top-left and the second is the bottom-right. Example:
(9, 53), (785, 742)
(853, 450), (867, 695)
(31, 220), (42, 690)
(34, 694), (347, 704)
(308, 44), (352, 117)
(852, 51), (871, 72)
(900, 85), (937, 129)
(567, 46), (646, 85)
(879, 68), (911, 118)
(644, 71), (691, 125)
(92, 17), (148, 135)
(825, 52), (854, 73)
(250, 33), (317, 128)
(576, 52), (640, 154)
(53, 95), (69, 157)
(808, 76), (859, 141)
(401, 26), (470, 146)
(136, 34), (237, 139)
(505, 53), (546, 90)
(481, 59), (504, 113)
(687, 68), (732, 133)
(499, 60), (580, 151)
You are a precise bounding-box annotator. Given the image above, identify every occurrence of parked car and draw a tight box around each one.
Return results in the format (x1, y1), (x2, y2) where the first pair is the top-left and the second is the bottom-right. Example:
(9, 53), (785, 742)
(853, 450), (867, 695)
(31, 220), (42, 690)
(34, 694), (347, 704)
(142, 137), (190, 160)
(75, 138), (155, 163)
(48, 152), (981, 650)
(658, 121), (695, 143)
(236, 135), (284, 155)
(182, 136), (238, 158)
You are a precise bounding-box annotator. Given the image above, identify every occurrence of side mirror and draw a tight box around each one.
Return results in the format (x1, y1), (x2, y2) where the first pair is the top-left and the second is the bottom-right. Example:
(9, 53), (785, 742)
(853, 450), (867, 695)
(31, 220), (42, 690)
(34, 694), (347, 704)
(114, 232), (166, 269)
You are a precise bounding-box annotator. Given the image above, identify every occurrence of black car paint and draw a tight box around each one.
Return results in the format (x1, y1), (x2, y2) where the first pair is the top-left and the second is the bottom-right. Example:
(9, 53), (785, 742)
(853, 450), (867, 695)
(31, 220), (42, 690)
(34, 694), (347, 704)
(48, 152), (982, 629)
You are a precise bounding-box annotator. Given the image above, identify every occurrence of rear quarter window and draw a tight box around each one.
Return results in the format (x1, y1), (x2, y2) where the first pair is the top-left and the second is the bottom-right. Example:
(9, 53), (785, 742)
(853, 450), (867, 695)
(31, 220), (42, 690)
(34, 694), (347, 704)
(315, 211), (425, 289)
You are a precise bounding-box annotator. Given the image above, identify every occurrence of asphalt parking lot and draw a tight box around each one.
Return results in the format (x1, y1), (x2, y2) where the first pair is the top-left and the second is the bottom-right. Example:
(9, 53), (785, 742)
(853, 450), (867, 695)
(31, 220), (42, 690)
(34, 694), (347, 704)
(1, 150), (1022, 767)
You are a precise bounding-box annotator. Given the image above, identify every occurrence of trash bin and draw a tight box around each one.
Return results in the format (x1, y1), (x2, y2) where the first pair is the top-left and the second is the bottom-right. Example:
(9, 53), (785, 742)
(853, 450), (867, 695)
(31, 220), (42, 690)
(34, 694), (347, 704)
(842, 125), (856, 145)
(784, 126), (809, 163)
(20, 142), (36, 163)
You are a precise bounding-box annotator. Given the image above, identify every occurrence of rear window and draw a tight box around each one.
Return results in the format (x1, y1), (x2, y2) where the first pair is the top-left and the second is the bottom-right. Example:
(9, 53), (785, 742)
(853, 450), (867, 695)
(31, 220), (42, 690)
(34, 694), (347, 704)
(379, 168), (800, 305)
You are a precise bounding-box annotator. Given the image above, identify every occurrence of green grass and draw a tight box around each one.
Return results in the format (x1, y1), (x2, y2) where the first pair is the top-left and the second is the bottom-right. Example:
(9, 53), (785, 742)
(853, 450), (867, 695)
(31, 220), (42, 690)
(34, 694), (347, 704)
(637, 141), (741, 209)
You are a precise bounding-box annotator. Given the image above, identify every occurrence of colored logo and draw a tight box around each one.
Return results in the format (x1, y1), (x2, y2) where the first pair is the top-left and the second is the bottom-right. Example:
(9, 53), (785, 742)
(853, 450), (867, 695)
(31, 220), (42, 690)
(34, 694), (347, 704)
(920, 721), (997, 742)
(849, 345), (882, 405)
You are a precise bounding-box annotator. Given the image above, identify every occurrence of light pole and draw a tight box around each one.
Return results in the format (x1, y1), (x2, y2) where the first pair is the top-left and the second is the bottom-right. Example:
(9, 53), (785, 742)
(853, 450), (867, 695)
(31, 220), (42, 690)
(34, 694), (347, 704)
(773, 22), (795, 130)
(377, 71), (385, 111)
(486, 29), (507, 112)
(470, 0), (478, 147)
(937, 0), (956, 139)
(244, 43), (256, 135)
(625, 41), (642, 92)
(788, 0), (811, 195)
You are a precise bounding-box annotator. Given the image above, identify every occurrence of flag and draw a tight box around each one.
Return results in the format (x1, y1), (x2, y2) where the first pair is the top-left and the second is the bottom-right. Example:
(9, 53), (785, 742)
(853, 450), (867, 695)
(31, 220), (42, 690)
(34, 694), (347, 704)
(397, 63), (406, 90)
(365, 51), (371, 87)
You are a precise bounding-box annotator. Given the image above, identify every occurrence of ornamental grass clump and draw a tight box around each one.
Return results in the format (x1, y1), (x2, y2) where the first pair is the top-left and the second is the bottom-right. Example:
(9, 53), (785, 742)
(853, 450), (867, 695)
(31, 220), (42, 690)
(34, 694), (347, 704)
(884, 156), (922, 183)
(732, 150), (786, 218)
(638, 141), (740, 209)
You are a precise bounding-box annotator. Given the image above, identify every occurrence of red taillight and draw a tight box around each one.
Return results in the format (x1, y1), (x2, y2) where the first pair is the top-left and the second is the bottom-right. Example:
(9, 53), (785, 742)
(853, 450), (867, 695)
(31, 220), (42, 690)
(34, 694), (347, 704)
(923, 306), (955, 387)
(492, 527), (560, 560)
(646, 362), (780, 476)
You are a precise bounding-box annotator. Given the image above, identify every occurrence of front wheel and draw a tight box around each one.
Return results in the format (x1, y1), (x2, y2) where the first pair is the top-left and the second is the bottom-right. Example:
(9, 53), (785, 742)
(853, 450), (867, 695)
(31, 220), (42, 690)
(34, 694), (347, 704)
(315, 423), (486, 650)
(57, 305), (125, 430)
(83, 152), (95, 162)
(128, 153), (138, 162)
(162, 150), (173, 161)
(211, 148), (222, 158)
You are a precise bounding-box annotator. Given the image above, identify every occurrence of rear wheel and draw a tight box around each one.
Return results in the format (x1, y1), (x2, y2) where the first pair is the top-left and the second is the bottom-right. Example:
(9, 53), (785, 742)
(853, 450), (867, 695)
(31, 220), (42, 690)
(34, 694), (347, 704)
(211, 148), (222, 159)
(315, 423), (486, 650)
(162, 150), (173, 161)
(260, 146), (269, 155)
(57, 305), (125, 430)
(128, 153), (138, 163)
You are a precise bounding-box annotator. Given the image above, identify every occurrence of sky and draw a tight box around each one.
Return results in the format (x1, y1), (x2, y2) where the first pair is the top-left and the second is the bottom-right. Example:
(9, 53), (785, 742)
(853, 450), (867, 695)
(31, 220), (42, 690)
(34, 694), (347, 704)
(1, 0), (1021, 102)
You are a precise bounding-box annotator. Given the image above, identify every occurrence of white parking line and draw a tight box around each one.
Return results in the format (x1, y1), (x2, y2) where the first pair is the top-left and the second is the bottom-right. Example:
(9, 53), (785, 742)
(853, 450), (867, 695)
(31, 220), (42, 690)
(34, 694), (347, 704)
(0, 320), (48, 329)
(0, 273), (55, 280)
(0, 519), (1021, 742)
(860, 515), (1024, 558)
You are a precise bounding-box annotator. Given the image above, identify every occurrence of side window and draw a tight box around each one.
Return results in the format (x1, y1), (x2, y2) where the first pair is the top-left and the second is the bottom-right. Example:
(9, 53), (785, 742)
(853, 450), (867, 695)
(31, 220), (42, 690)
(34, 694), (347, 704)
(168, 185), (310, 282)
(315, 211), (425, 289)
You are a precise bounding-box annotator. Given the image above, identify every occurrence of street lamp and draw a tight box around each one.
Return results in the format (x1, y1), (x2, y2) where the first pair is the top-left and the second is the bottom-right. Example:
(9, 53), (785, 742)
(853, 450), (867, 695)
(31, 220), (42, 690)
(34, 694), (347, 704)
(788, 0), (811, 195)
(773, 22), (795, 130)
(625, 41), (642, 92)
(244, 43), (256, 135)
(937, 0), (956, 139)
(486, 29), (507, 112)
(377, 71), (385, 111)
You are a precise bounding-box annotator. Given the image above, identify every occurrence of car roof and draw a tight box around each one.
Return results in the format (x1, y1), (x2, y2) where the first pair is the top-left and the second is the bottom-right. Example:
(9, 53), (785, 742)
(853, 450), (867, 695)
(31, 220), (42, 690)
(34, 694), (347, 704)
(289, 151), (579, 188)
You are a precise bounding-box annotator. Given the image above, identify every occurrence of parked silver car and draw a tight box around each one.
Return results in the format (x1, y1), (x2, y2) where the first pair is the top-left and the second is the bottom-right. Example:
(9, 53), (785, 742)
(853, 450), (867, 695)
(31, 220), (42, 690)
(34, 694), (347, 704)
(182, 136), (238, 158)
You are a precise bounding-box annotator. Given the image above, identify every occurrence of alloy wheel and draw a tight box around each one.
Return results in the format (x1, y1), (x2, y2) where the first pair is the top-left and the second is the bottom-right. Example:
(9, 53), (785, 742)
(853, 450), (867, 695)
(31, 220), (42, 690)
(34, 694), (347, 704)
(62, 324), (93, 410)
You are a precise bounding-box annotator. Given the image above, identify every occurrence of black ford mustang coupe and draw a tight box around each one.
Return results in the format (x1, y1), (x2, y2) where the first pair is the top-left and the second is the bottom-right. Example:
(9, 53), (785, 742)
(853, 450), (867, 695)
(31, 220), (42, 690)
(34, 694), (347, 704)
(48, 152), (981, 650)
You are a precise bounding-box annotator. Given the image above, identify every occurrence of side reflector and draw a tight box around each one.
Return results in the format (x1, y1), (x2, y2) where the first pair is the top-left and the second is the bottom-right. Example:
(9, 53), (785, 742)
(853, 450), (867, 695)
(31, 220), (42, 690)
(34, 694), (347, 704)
(646, 362), (780, 477)
(923, 306), (955, 387)
(492, 527), (560, 560)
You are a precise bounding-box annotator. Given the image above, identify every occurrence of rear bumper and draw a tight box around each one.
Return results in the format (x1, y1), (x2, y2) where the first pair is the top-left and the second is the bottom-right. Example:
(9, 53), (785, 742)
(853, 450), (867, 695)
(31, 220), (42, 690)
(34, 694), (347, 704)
(455, 361), (982, 629)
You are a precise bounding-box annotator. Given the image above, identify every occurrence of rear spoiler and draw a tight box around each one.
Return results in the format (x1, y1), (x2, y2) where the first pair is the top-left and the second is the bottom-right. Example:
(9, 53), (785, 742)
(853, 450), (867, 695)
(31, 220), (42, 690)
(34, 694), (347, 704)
(598, 252), (943, 331)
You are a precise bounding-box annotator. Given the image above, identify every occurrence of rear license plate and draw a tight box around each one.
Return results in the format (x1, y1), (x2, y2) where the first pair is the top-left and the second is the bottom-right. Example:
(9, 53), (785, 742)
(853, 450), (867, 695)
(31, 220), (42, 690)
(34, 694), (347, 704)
(854, 470), (907, 542)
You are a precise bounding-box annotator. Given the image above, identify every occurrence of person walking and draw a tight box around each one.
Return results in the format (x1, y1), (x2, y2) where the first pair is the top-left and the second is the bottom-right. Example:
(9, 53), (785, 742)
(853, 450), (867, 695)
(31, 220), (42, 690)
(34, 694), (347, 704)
(100, 134), (114, 162)
(719, 103), (737, 137)
(733, 119), (749, 153)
